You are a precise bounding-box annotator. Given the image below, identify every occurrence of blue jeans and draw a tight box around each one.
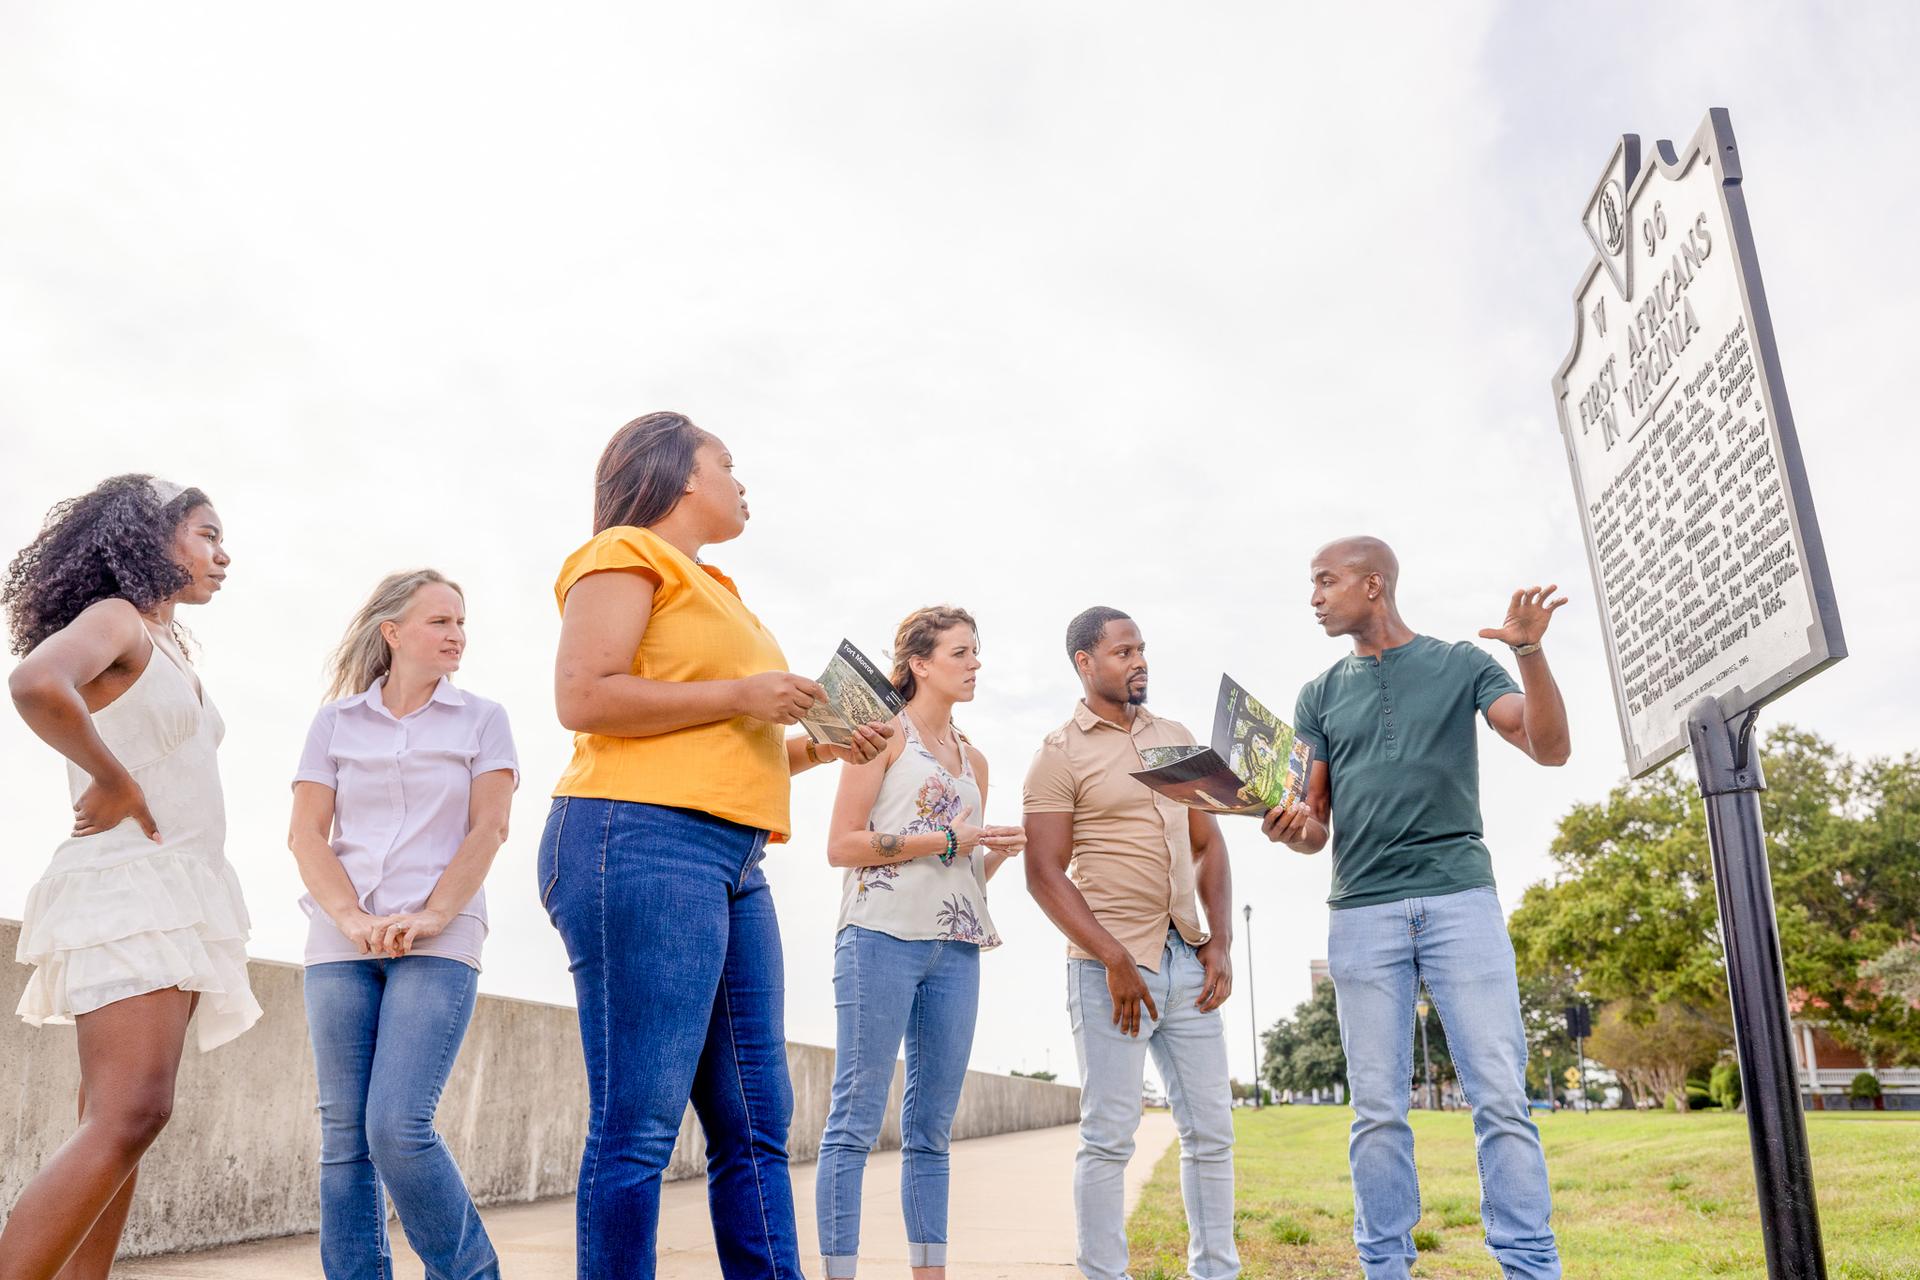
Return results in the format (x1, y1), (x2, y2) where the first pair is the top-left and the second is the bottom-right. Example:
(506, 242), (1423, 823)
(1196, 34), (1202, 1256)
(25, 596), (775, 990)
(1329, 887), (1559, 1280)
(303, 956), (496, 1280)
(815, 926), (980, 1277)
(539, 797), (799, 1280)
(1069, 931), (1239, 1280)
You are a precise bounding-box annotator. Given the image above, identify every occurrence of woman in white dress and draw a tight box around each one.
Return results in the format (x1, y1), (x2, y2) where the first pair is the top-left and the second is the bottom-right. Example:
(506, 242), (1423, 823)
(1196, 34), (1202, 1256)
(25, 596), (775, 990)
(1, 474), (261, 1279)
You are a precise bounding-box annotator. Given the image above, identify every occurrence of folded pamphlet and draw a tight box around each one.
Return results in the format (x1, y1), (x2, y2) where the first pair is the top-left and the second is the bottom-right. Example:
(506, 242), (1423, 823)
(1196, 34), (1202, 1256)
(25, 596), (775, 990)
(1131, 674), (1312, 816)
(800, 638), (905, 747)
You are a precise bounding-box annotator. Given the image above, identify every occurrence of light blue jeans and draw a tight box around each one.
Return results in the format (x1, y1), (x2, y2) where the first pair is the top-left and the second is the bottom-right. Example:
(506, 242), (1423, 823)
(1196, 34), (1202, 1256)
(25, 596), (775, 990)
(1329, 886), (1559, 1280)
(1069, 930), (1238, 1280)
(304, 956), (497, 1280)
(815, 926), (979, 1278)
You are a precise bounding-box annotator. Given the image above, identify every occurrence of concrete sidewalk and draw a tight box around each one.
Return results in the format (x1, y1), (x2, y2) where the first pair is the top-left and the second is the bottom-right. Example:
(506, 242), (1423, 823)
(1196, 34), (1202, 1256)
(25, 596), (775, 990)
(118, 1113), (1176, 1278)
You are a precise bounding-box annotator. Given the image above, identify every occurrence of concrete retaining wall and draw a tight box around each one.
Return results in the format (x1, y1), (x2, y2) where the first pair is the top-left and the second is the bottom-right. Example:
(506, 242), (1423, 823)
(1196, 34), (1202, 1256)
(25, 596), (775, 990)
(0, 919), (1079, 1257)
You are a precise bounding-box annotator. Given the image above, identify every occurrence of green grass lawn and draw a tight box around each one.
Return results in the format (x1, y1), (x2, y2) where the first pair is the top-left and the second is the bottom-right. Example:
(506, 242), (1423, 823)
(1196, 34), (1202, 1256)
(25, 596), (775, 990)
(1126, 1106), (1919, 1279)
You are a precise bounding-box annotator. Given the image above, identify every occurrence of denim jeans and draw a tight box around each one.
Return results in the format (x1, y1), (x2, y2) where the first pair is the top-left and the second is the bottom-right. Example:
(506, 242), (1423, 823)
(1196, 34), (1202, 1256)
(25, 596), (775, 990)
(815, 926), (980, 1277)
(1329, 886), (1559, 1280)
(539, 797), (799, 1280)
(1069, 930), (1239, 1280)
(304, 956), (496, 1280)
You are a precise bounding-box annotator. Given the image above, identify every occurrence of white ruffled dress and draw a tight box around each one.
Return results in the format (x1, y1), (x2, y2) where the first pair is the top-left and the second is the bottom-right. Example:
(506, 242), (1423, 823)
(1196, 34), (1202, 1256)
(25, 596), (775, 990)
(14, 630), (262, 1050)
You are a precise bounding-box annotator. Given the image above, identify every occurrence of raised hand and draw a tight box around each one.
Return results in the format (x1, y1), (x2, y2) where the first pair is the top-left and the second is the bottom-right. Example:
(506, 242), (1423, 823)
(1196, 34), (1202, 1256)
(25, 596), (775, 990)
(1478, 584), (1569, 649)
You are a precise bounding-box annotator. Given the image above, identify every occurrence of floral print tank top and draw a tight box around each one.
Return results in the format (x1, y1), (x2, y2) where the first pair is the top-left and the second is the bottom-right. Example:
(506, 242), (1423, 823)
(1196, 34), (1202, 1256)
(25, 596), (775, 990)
(834, 715), (1002, 948)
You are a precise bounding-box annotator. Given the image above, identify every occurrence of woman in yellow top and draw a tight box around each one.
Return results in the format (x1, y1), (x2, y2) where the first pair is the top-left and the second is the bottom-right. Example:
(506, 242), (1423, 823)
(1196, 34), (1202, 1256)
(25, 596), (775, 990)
(539, 411), (890, 1280)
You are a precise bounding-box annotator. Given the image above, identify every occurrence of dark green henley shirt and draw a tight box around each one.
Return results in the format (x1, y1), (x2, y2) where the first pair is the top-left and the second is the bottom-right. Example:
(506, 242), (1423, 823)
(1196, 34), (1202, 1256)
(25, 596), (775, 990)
(1293, 634), (1519, 909)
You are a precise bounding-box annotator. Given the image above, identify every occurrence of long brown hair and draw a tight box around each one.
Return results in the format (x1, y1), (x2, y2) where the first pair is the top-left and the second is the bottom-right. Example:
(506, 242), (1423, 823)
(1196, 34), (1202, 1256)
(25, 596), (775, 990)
(889, 605), (978, 707)
(324, 569), (462, 701)
(593, 412), (714, 533)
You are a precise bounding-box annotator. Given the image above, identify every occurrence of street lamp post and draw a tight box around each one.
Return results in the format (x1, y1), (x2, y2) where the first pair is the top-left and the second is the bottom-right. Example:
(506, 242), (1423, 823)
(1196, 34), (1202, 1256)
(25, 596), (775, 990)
(1244, 903), (1261, 1108)
(1415, 995), (1434, 1110)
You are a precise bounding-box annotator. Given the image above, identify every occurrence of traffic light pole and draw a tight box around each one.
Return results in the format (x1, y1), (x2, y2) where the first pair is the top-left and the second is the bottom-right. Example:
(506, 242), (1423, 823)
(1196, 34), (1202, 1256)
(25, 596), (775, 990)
(1576, 1034), (1587, 1113)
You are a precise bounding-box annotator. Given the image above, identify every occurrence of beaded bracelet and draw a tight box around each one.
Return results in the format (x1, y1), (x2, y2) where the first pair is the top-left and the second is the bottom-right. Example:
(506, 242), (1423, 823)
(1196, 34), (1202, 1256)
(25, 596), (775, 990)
(938, 826), (958, 867)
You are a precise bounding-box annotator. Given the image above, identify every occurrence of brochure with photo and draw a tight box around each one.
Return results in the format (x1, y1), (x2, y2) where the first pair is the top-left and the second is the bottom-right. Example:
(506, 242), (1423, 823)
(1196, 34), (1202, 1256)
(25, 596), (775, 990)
(800, 638), (906, 747)
(1131, 674), (1312, 816)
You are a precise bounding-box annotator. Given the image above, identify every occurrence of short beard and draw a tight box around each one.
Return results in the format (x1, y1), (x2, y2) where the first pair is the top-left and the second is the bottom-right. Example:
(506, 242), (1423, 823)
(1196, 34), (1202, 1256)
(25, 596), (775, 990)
(1126, 686), (1148, 706)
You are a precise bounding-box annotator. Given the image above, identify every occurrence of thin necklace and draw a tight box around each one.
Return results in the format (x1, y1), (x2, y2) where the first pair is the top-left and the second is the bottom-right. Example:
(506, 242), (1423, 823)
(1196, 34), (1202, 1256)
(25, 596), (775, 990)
(907, 707), (954, 750)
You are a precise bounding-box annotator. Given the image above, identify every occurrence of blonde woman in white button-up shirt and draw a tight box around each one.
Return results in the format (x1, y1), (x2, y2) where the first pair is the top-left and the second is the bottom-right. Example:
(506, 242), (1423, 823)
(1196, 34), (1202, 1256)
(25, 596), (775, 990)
(288, 569), (517, 1280)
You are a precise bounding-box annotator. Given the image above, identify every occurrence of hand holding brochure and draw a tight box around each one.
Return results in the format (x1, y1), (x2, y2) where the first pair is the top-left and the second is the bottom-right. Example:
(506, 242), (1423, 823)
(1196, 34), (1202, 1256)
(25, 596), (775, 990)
(1130, 674), (1312, 816)
(800, 639), (906, 748)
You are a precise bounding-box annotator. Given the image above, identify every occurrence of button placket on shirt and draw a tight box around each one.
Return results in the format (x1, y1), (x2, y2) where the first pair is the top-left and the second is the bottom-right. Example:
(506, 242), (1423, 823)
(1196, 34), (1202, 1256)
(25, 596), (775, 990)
(1374, 657), (1401, 762)
(366, 702), (412, 911)
(1130, 718), (1186, 909)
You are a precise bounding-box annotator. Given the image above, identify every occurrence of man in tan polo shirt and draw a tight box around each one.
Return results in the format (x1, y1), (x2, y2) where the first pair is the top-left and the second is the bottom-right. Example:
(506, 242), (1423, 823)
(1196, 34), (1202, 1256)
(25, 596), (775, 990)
(1024, 606), (1240, 1280)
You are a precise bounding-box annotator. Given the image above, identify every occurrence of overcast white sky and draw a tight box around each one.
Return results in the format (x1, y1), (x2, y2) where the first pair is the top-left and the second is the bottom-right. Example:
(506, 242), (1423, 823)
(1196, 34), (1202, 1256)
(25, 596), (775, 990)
(4, 2), (1916, 1096)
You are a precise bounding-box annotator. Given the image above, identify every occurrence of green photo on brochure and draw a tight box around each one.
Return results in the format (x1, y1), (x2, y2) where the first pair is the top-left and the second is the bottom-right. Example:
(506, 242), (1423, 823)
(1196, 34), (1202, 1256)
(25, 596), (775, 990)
(1131, 674), (1311, 816)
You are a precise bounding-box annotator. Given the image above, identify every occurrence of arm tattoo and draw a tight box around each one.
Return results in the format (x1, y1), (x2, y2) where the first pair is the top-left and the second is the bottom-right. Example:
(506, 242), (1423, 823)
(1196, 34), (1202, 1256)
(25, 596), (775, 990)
(871, 832), (905, 858)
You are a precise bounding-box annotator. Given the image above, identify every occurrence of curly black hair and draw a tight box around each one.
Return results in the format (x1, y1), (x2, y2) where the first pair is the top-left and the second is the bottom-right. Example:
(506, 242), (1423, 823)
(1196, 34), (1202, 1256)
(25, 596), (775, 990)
(3, 474), (212, 656)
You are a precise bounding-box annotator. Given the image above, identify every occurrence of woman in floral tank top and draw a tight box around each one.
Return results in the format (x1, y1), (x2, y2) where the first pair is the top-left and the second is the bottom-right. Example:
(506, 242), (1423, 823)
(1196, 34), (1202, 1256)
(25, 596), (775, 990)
(815, 606), (1025, 1279)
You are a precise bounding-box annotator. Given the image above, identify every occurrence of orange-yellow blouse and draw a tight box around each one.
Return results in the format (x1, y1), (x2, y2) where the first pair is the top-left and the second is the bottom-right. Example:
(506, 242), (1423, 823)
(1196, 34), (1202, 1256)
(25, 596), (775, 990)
(552, 526), (792, 840)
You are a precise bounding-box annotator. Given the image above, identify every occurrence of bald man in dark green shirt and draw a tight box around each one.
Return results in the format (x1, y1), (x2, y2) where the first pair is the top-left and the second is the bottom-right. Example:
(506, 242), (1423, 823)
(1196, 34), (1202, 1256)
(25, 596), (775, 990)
(1264, 536), (1571, 1280)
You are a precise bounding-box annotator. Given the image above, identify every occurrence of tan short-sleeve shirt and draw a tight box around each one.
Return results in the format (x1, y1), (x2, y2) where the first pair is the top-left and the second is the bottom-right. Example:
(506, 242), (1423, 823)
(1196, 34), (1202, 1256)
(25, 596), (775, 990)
(1022, 701), (1209, 971)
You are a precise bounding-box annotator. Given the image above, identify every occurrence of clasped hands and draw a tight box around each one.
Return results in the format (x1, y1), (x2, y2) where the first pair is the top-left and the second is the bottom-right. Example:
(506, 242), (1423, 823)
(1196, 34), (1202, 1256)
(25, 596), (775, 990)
(952, 814), (1025, 857)
(334, 907), (451, 958)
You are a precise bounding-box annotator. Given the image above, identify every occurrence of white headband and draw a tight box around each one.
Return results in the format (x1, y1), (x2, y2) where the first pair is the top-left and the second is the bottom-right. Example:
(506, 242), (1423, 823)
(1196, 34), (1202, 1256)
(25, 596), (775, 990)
(147, 477), (186, 507)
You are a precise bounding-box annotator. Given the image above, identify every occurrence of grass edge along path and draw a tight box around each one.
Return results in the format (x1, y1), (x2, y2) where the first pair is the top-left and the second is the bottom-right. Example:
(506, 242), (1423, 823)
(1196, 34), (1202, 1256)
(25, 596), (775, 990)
(1125, 1106), (1919, 1279)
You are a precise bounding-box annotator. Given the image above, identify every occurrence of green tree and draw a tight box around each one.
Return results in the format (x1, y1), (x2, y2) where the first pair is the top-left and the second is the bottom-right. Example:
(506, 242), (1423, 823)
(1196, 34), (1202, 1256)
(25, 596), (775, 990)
(1508, 766), (1728, 1018)
(1585, 999), (1726, 1111)
(1508, 729), (1920, 1070)
(1010, 1068), (1057, 1082)
(1863, 941), (1920, 1005)
(1262, 980), (1347, 1098)
(1708, 1059), (1742, 1110)
(1260, 980), (1461, 1103)
(1518, 970), (1584, 1100)
(1766, 736), (1920, 1064)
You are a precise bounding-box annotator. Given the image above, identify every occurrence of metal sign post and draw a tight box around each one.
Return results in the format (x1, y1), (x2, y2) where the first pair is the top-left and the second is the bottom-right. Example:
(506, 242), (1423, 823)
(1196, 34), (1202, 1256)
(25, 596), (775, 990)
(1551, 109), (1846, 1280)
(1689, 701), (1825, 1275)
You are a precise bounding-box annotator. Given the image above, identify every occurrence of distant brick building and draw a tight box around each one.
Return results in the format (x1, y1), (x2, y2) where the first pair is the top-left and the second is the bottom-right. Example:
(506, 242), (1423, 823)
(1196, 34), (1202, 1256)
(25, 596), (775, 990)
(1791, 1021), (1920, 1110)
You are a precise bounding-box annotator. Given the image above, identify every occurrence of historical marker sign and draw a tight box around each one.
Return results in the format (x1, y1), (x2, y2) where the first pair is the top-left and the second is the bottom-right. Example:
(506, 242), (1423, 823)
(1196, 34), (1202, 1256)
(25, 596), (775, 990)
(1552, 109), (1845, 776)
(1554, 109), (1846, 1280)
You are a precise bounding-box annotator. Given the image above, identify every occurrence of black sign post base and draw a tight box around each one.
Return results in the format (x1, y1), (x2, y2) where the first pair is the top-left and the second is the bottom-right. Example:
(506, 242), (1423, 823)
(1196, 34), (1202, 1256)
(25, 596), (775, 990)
(1687, 697), (1828, 1280)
